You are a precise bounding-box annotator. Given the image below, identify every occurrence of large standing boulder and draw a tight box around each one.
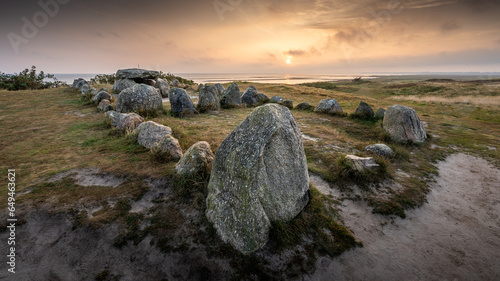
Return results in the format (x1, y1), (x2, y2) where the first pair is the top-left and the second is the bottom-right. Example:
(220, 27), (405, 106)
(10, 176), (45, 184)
(155, 78), (170, 98)
(220, 83), (242, 108)
(116, 84), (163, 115)
(175, 141), (215, 176)
(134, 121), (173, 149)
(314, 98), (343, 115)
(241, 86), (259, 107)
(116, 68), (160, 80)
(197, 85), (220, 113)
(169, 88), (197, 117)
(383, 105), (427, 143)
(214, 83), (225, 98)
(353, 101), (374, 119)
(206, 104), (310, 254)
(113, 79), (137, 93)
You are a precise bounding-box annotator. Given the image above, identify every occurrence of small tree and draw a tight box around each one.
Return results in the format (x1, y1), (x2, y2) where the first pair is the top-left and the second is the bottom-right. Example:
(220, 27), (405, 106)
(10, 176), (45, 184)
(0, 66), (63, 91)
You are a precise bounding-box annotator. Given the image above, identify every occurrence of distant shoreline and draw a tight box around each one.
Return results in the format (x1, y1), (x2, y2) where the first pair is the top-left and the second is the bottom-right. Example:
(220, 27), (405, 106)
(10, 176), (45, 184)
(51, 72), (500, 85)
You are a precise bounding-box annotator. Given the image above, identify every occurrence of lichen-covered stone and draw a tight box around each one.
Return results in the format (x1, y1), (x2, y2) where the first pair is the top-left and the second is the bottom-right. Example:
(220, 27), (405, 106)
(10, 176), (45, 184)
(197, 85), (220, 113)
(113, 79), (137, 93)
(134, 121), (173, 149)
(365, 144), (394, 157)
(296, 103), (315, 111)
(221, 83), (242, 108)
(155, 135), (183, 161)
(270, 96), (284, 104)
(354, 101), (374, 119)
(176, 141), (214, 176)
(93, 90), (112, 104)
(206, 104), (310, 254)
(375, 108), (386, 119)
(116, 84), (163, 115)
(97, 99), (112, 112)
(257, 93), (269, 104)
(72, 78), (87, 89)
(214, 83), (225, 98)
(282, 100), (293, 109)
(169, 88), (197, 117)
(383, 105), (427, 143)
(155, 78), (170, 98)
(105, 111), (144, 132)
(241, 86), (259, 107)
(314, 99), (343, 115)
(116, 68), (160, 80)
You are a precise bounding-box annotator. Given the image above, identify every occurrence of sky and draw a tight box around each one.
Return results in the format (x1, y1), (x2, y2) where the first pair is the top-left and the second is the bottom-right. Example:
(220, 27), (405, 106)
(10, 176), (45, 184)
(1, 0), (499, 74)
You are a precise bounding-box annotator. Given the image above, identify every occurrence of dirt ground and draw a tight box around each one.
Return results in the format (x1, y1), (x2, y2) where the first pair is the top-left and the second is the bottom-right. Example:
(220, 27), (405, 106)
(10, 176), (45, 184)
(311, 153), (500, 281)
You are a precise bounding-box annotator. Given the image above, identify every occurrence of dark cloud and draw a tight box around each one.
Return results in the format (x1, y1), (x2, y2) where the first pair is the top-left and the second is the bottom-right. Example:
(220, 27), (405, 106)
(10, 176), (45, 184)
(283, 47), (320, 57)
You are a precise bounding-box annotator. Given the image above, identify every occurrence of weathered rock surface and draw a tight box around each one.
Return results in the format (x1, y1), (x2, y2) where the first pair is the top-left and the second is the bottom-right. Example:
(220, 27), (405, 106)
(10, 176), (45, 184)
(206, 104), (310, 254)
(383, 105), (427, 143)
(97, 99), (112, 112)
(344, 155), (380, 172)
(241, 86), (260, 107)
(116, 84), (162, 115)
(93, 90), (112, 104)
(116, 68), (160, 80)
(169, 88), (197, 117)
(170, 79), (181, 87)
(175, 141), (215, 176)
(155, 78), (170, 98)
(282, 100), (293, 109)
(81, 84), (92, 95)
(270, 96), (284, 104)
(257, 93), (270, 104)
(314, 99), (343, 115)
(155, 135), (183, 161)
(296, 103), (315, 111)
(365, 144), (394, 157)
(72, 78), (87, 89)
(214, 83), (225, 97)
(134, 121), (173, 149)
(105, 111), (145, 132)
(375, 108), (386, 119)
(113, 79), (137, 93)
(198, 85), (220, 113)
(220, 83), (242, 108)
(354, 101), (374, 119)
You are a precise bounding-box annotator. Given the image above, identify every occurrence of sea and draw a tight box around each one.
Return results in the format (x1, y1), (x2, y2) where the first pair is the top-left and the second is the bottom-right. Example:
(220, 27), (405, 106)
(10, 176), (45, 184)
(53, 72), (500, 85)
(53, 73), (379, 85)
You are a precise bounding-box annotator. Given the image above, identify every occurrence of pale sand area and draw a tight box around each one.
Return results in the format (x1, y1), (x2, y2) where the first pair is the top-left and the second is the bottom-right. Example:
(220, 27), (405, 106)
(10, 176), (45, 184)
(311, 153), (500, 281)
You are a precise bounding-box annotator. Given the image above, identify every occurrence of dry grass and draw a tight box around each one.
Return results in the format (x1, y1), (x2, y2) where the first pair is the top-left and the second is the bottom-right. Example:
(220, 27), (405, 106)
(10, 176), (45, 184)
(392, 95), (500, 106)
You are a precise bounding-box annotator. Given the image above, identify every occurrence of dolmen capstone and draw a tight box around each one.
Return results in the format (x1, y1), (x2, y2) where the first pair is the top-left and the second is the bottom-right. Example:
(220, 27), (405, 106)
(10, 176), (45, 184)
(206, 104), (310, 254)
(116, 84), (163, 115)
(113, 68), (160, 93)
(383, 105), (427, 143)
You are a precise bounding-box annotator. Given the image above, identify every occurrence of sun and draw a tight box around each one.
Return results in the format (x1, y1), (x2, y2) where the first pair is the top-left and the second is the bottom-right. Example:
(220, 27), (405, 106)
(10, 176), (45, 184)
(286, 59), (291, 64)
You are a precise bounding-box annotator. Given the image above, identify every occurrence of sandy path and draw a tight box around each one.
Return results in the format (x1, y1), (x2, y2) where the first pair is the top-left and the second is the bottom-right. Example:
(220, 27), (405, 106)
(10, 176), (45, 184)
(311, 153), (500, 281)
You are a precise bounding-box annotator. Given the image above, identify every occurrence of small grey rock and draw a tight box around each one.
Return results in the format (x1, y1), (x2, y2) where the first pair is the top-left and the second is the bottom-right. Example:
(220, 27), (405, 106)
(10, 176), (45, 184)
(314, 99), (343, 115)
(176, 141), (215, 176)
(365, 144), (394, 157)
